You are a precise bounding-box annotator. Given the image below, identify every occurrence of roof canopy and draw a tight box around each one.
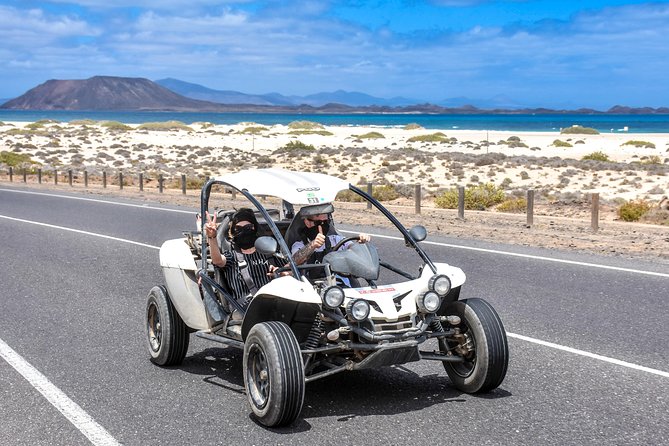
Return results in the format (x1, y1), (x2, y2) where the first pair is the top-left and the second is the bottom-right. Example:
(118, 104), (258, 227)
(215, 168), (350, 205)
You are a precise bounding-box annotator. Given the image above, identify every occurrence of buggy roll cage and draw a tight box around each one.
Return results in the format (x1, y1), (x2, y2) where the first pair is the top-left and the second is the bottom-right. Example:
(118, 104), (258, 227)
(195, 177), (438, 320)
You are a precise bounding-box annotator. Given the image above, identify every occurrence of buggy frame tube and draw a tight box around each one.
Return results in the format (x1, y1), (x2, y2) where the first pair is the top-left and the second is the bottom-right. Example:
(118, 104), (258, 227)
(349, 185), (437, 274)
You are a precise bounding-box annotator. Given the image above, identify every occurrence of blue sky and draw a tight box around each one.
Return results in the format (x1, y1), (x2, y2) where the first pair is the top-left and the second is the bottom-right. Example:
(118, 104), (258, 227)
(1, 0), (668, 108)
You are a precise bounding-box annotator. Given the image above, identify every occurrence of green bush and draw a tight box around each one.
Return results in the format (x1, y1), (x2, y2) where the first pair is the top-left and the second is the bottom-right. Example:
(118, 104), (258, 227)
(496, 197), (527, 213)
(288, 130), (333, 136)
(288, 120), (324, 130)
(622, 140), (656, 149)
(69, 119), (97, 126)
(582, 151), (610, 161)
(336, 185), (399, 202)
(274, 140), (315, 153)
(240, 126), (268, 134)
(356, 131), (385, 139)
(641, 155), (662, 165)
(137, 121), (193, 132)
(553, 139), (572, 148)
(403, 123), (424, 130)
(561, 125), (600, 135)
(407, 132), (448, 143)
(0, 151), (38, 167)
(618, 200), (651, 222)
(435, 183), (506, 210)
(101, 121), (132, 131)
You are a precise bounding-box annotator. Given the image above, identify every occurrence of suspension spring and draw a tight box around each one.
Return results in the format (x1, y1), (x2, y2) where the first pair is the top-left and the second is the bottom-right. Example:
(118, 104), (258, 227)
(305, 315), (324, 349)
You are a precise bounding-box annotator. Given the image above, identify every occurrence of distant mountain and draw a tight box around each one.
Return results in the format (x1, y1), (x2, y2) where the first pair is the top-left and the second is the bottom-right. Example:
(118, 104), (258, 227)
(3, 76), (668, 114)
(1, 76), (232, 111)
(156, 78), (419, 107)
(438, 94), (528, 110)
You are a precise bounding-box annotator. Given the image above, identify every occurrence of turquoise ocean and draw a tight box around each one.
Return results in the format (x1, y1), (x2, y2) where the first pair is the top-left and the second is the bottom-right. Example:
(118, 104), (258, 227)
(2, 110), (669, 133)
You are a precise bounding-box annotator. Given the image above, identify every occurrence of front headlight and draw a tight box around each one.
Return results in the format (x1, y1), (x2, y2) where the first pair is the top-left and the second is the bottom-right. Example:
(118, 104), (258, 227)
(346, 299), (371, 322)
(417, 291), (441, 313)
(428, 274), (451, 296)
(321, 286), (345, 309)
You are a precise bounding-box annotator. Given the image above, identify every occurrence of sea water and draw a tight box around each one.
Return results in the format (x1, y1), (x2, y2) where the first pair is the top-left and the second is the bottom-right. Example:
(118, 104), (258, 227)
(1, 110), (669, 133)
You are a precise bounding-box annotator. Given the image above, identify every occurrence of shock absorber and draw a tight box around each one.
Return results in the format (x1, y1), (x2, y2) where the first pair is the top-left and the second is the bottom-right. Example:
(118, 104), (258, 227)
(305, 315), (324, 349)
(429, 315), (444, 333)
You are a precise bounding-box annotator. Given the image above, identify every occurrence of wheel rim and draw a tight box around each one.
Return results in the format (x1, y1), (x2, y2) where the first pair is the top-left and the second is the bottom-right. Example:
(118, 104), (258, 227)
(246, 343), (270, 409)
(443, 327), (477, 378)
(147, 301), (161, 352)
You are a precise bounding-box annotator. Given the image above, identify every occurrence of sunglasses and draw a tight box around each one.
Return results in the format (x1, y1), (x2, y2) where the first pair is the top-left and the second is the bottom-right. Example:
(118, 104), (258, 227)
(233, 223), (255, 232)
(307, 218), (328, 226)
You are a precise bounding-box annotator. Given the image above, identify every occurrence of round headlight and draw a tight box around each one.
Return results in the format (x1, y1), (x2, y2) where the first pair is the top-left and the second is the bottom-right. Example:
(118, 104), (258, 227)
(429, 274), (451, 296)
(322, 286), (345, 309)
(346, 299), (370, 322)
(417, 291), (441, 313)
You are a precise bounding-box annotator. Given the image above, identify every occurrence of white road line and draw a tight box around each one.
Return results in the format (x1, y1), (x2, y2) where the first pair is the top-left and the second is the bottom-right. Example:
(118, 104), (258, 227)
(340, 230), (669, 278)
(1, 203), (667, 380)
(0, 187), (193, 214)
(507, 332), (669, 378)
(0, 214), (160, 250)
(0, 338), (122, 446)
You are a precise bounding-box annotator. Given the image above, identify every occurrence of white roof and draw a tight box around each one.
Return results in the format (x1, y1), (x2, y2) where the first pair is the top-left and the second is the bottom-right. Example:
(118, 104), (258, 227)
(215, 168), (350, 205)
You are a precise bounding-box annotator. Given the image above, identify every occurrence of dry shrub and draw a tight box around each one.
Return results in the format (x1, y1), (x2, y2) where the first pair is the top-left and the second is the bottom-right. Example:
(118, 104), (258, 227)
(618, 200), (651, 221)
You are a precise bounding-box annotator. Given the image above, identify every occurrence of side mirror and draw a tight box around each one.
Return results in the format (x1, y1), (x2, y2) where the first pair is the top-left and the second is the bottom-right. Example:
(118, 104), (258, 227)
(408, 225), (427, 242)
(254, 236), (278, 256)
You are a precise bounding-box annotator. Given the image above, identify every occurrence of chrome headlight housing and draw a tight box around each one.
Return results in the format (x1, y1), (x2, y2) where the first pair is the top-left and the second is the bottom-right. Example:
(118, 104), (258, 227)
(346, 299), (371, 322)
(416, 291), (441, 313)
(321, 285), (345, 309)
(428, 274), (451, 296)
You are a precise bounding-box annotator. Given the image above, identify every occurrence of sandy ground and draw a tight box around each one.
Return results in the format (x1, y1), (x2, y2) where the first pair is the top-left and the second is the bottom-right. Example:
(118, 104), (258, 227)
(1, 119), (668, 264)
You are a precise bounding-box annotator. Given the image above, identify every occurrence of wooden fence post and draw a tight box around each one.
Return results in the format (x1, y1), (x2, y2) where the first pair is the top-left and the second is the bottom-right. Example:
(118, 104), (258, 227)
(8, 167), (12, 182)
(526, 189), (534, 228)
(367, 182), (373, 209)
(38, 168), (42, 184)
(23, 168), (27, 183)
(159, 174), (164, 193)
(591, 193), (600, 232)
(54, 170), (58, 185)
(139, 172), (143, 192)
(181, 174), (187, 195)
(457, 186), (465, 220)
(119, 172), (124, 190)
(414, 184), (421, 214)
(68, 170), (73, 187)
(84, 170), (88, 188)
(103, 171), (107, 188)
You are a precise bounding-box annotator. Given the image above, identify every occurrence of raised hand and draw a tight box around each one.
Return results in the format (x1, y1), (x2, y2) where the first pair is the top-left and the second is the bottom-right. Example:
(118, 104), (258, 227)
(204, 211), (218, 239)
(311, 225), (326, 249)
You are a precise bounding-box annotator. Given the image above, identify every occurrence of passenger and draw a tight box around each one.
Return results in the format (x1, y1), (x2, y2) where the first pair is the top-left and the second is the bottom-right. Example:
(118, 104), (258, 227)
(204, 208), (282, 308)
(291, 211), (371, 281)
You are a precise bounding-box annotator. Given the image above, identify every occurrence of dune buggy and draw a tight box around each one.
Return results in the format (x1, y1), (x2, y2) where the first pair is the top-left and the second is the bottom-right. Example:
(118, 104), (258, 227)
(146, 168), (508, 427)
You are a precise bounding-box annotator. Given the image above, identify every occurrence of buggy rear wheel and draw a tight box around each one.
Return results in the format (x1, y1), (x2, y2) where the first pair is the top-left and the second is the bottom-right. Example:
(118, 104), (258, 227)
(243, 321), (305, 427)
(440, 298), (508, 393)
(146, 286), (189, 366)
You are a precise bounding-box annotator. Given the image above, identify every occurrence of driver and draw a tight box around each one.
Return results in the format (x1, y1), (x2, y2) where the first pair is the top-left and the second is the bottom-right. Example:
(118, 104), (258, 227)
(204, 208), (282, 309)
(291, 211), (371, 280)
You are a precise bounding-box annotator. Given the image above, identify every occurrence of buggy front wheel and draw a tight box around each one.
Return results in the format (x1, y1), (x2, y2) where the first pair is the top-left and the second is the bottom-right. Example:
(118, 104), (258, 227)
(243, 321), (305, 427)
(146, 286), (189, 366)
(440, 298), (508, 393)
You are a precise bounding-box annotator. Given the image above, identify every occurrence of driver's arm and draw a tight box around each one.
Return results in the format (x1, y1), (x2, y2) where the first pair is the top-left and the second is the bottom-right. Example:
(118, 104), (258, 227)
(291, 233), (325, 265)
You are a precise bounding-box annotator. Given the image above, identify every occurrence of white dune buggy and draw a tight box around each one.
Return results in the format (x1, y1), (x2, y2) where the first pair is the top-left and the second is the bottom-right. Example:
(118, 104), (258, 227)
(146, 168), (508, 427)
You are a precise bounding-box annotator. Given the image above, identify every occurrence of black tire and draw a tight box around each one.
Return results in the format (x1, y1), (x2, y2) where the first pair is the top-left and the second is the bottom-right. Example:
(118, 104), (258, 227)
(243, 321), (305, 427)
(440, 298), (508, 393)
(146, 286), (189, 366)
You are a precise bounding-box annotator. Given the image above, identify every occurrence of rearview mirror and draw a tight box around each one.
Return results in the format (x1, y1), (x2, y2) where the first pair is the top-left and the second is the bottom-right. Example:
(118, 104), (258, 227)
(254, 236), (278, 256)
(408, 225), (427, 242)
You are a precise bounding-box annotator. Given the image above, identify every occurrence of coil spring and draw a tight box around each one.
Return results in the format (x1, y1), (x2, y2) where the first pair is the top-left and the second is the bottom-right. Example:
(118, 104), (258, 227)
(305, 315), (324, 349)
(429, 318), (444, 333)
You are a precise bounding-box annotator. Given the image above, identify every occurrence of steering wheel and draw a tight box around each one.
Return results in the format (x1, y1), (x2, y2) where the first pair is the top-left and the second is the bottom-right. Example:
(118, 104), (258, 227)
(332, 236), (362, 252)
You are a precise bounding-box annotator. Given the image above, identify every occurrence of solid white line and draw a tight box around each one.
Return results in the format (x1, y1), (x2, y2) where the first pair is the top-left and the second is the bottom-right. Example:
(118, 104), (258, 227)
(0, 187), (194, 214)
(0, 338), (122, 446)
(340, 230), (669, 278)
(507, 332), (669, 378)
(0, 214), (160, 250)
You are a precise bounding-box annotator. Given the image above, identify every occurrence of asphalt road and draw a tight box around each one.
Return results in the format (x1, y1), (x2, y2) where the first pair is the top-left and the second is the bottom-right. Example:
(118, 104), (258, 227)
(1, 185), (667, 446)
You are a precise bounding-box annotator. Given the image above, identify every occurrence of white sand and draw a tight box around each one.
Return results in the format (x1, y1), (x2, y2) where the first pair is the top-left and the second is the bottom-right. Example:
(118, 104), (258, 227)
(1, 120), (667, 202)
